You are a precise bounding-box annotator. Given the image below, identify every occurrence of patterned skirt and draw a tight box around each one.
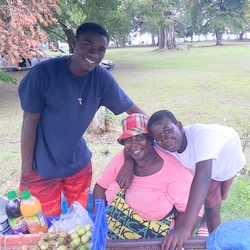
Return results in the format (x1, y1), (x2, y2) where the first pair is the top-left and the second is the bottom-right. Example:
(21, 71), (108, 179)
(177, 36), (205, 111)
(106, 189), (177, 239)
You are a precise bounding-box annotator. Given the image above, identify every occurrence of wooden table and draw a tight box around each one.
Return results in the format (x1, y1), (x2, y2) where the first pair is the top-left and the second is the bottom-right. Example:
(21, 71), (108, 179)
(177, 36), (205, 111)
(106, 237), (207, 249)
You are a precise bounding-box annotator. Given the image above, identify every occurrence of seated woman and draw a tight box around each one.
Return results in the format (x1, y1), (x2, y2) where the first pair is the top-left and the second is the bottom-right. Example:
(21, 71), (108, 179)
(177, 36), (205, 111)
(92, 113), (200, 240)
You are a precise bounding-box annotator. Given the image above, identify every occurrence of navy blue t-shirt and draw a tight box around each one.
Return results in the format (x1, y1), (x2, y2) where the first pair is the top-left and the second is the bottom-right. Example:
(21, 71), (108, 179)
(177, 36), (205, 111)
(18, 57), (133, 178)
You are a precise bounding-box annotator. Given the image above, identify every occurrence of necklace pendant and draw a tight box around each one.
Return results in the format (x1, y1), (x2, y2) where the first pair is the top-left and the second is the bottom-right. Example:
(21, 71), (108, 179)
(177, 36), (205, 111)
(77, 98), (83, 105)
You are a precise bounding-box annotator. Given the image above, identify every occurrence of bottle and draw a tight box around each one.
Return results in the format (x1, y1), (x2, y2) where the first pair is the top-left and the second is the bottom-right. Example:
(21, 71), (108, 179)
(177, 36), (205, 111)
(0, 195), (11, 234)
(5, 190), (29, 234)
(20, 190), (48, 234)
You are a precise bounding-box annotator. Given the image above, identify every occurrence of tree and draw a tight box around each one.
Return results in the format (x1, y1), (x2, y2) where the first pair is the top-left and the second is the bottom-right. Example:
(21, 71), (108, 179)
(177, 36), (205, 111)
(0, 0), (59, 66)
(52, 0), (86, 53)
(189, 0), (250, 45)
(122, 0), (181, 50)
(48, 0), (133, 51)
(83, 0), (133, 46)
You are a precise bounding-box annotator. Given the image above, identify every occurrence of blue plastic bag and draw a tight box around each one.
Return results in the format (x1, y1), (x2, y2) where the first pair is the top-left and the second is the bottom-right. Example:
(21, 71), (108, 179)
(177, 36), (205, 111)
(206, 219), (250, 250)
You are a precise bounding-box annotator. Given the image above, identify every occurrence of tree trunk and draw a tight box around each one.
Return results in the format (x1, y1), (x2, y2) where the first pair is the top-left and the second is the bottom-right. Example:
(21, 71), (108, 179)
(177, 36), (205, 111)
(91, 107), (106, 133)
(90, 107), (121, 134)
(239, 32), (244, 41)
(151, 35), (156, 46)
(158, 26), (164, 48)
(215, 31), (223, 45)
(158, 25), (176, 49)
(58, 21), (75, 53)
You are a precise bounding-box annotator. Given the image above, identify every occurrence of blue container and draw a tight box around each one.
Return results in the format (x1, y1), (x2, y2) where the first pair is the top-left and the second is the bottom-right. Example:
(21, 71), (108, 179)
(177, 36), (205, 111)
(91, 199), (107, 250)
(46, 199), (107, 250)
(61, 190), (93, 214)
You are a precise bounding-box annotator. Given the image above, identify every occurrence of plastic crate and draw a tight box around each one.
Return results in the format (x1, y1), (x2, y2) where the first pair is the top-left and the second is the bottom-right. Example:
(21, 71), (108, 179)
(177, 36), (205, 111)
(0, 199), (107, 250)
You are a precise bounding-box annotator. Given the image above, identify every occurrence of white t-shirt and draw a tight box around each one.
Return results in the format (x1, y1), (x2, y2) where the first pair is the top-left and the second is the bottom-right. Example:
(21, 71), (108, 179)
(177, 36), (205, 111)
(158, 124), (246, 181)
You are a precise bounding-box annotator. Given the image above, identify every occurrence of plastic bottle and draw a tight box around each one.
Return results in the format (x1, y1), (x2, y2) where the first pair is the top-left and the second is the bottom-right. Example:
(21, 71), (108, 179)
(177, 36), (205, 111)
(20, 190), (48, 234)
(0, 195), (11, 234)
(5, 190), (29, 234)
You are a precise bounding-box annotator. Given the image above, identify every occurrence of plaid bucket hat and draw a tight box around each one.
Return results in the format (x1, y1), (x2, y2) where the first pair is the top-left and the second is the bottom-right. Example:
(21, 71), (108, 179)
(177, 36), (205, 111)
(117, 113), (149, 144)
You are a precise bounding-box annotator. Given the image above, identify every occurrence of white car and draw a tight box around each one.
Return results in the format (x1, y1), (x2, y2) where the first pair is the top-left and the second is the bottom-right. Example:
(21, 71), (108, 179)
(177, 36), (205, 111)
(0, 50), (52, 71)
(100, 59), (115, 70)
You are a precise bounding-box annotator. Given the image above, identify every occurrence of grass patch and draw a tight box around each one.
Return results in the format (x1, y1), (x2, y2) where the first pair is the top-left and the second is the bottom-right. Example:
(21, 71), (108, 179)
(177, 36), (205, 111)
(0, 42), (249, 222)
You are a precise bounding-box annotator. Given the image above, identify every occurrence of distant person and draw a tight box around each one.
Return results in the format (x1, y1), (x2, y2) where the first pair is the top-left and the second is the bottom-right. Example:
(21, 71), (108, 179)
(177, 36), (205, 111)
(92, 113), (201, 239)
(18, 22), (145, 216)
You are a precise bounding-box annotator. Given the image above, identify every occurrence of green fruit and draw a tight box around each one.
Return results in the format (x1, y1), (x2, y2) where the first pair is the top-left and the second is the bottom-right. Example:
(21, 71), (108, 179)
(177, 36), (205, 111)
(83, 224), (91, 232)
(56, 246), (68, 250)
(70, 237), (81, 248)
(77, 226), (86, 236)
(57, 236), (67, 245)
(85, 231), (92, 238)
(75, 224), (82, 232)
(70, 232), (79, 240)
(30, 246), (40, 250)
(59, 231), (68, 238)
(48, 239), (57, 246)
(37, 239), (47, 246)
(21, 245), (29, 250)
(85, 243), (92, 248)
(80, 235), (90, 245)
(79, 246), (89, 250)
(40, 242), (50, 250)
(40, 234), (49, 241)
(48, 232), (57, 239)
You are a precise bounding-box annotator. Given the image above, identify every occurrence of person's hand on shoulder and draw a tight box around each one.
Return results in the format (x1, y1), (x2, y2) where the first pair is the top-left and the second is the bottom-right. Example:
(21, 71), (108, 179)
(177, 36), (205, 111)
(116, 166), (133, 192)
(116, 149), (134, 192)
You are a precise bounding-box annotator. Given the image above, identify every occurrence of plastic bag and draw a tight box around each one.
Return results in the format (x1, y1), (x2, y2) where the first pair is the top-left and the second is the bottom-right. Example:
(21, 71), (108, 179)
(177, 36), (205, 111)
(48, 201), (94, 234)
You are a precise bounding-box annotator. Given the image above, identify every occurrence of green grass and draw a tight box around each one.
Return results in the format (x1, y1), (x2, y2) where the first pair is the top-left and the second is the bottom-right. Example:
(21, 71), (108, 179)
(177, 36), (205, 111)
(0, 41), (249, 222)
(104, 42), (250, 221)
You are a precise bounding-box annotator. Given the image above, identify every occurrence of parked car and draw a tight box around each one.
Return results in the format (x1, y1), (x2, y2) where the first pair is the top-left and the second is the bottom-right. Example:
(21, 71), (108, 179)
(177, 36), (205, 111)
(100, 59), (115, 70)
(0, 50), (52, 71)
(0, 49), (115, 71)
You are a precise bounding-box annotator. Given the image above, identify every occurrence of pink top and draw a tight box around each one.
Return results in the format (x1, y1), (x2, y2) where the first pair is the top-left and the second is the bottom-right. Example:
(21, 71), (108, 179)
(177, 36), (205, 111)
(96, 147), (194, 220)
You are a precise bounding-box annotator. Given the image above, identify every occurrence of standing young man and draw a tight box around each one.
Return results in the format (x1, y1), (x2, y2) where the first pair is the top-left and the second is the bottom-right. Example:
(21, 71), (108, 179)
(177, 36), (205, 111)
(18, 22), (145, 216)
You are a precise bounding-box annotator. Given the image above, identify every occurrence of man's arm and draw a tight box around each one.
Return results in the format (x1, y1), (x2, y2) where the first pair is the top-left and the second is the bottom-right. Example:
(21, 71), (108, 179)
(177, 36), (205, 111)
(116, 103), (147, 190)
(161, 159), (212, 250)
(125, 103), (148, 117)
(21, 111), (40, 176)
(92, 184), (107, 213)
(116, 148), (134, 191)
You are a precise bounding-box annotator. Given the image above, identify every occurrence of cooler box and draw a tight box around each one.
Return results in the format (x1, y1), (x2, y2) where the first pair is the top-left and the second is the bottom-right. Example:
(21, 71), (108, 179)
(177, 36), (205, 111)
(0, 199), (107, 250)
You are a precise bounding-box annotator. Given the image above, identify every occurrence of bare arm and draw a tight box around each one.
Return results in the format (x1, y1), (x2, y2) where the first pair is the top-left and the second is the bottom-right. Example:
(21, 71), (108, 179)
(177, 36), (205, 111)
(92, 184), (107, 213)
(162, 159), (212, 250)
(116, 103), (147, 189)
(21, 111), (40, 176)
(116, 148), (135, 191)
(126, 103), (148, 117)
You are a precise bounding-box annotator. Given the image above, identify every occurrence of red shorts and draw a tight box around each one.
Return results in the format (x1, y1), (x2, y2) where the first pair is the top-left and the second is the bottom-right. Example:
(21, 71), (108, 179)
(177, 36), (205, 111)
(204, 176), (235, 208)
(20, 161), (92, 216)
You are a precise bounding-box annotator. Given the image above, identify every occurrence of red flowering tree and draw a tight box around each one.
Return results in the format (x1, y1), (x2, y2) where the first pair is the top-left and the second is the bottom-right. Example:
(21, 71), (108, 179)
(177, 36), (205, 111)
(0, 0), (59, 67)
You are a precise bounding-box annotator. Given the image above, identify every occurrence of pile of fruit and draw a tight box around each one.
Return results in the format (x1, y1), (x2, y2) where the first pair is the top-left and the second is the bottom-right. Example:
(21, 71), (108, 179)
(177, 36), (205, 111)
(20, 224), (92, 250)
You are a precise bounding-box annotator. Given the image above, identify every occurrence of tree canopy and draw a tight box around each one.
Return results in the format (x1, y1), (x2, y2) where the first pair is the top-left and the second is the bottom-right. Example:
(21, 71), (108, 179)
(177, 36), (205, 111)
(0, 0), (59, 66)
(1, 0), (250, 69)
(188, 0), (250, 45)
